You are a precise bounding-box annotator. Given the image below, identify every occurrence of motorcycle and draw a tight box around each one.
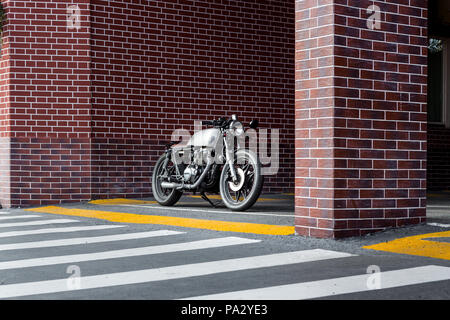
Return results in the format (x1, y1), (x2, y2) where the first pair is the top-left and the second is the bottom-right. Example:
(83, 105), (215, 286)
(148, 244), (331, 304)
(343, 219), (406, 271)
(151, 115), (263, 211)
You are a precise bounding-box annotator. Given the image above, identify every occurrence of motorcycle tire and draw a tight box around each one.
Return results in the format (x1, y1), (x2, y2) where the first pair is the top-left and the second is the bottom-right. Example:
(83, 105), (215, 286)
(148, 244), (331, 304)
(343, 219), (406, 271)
(152, 153), (183, 206)
(219, 149), (264, 211)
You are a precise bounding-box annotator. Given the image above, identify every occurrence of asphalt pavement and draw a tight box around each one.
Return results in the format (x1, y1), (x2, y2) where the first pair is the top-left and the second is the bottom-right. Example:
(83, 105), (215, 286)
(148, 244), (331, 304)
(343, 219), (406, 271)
(0, 192), (449, 301)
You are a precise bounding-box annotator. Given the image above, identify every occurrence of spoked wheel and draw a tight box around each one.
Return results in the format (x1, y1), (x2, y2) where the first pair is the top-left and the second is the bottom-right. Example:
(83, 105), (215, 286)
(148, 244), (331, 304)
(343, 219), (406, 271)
(219, 149), (263, 211)
(152, 154), (183, 206)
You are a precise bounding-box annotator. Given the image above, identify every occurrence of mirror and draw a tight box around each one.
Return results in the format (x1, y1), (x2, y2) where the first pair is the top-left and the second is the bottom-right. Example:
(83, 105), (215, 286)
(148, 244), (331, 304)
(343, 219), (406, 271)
(249, 119), (259, 129)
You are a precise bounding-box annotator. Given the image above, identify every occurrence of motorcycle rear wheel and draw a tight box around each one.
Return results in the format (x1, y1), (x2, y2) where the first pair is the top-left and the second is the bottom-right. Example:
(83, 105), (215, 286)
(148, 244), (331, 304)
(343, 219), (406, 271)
(152, 154), (183, 206)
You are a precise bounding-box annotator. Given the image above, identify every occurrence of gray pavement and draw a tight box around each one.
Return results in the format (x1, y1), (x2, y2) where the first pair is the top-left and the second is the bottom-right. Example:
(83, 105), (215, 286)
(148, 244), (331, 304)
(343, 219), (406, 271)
(88, 193), (296, 226)
(0, 193), (449, 301)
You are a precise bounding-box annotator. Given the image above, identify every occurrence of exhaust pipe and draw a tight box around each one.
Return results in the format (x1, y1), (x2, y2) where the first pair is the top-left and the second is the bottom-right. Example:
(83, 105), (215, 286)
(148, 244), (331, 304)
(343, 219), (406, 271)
(161, 181), (181, 189)
(160, 157), (214, 191)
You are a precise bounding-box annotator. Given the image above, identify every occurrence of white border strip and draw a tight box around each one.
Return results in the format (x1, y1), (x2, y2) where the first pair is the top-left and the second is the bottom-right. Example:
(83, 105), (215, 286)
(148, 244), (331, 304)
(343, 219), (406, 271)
(427, 223), (450, 228)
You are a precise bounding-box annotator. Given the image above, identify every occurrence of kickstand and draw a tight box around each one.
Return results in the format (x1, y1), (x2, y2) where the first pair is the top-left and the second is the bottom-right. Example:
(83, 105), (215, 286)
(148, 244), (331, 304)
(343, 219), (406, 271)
(200, 192), (219, 208)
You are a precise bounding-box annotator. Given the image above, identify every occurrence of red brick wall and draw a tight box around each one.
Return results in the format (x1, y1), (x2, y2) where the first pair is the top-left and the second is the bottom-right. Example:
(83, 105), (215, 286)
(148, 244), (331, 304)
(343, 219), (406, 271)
(0, 0), (10, 208)
(7, 0), (92, 207)
(0, 0), (295, 208)
(90, 0), (295, 199)
(295, 0), (428, 238)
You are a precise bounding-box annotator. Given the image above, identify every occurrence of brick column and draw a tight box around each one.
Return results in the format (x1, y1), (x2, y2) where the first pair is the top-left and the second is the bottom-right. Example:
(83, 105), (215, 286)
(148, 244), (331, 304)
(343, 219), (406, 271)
(7, 0), (91, 207)
(0, 0), (10, 208)
(295, 0), (428, 238)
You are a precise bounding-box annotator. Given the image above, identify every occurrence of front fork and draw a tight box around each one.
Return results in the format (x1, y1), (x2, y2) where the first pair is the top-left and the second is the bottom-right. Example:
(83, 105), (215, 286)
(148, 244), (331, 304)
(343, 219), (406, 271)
(223, 134), (238, 183)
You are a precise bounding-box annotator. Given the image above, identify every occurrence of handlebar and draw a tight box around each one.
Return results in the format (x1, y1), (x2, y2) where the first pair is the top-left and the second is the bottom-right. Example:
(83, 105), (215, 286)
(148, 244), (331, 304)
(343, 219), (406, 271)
(202, 118), (229, 128)
(203, 116), (259, 130)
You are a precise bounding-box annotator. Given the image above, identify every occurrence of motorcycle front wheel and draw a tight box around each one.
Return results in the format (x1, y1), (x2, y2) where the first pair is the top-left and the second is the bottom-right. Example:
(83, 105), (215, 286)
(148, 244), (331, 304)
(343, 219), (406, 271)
(152, 154), (183, 206)
(219, 149), (263, 211)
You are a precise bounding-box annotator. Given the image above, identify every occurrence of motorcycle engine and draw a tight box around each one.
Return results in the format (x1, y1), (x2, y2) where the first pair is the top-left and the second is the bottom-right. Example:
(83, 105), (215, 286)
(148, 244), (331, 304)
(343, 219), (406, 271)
(183, 165), (198, 183)
(184, 149), (208, 183)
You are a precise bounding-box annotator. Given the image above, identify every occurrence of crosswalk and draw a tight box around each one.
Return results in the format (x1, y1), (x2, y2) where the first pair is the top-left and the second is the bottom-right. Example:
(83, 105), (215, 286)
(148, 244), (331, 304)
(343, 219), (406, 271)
(184, 266), (450, 300)
(0, 210), (449, 300)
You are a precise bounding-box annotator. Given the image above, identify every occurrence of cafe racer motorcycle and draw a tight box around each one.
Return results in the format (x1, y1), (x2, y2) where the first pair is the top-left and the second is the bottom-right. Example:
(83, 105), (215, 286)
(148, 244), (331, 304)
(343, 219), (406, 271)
(152, 115), (263, 211)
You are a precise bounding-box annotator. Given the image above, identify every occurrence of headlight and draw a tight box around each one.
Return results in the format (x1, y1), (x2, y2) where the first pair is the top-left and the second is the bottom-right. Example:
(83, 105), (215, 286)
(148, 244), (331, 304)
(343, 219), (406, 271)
(230, 121), (244, 136)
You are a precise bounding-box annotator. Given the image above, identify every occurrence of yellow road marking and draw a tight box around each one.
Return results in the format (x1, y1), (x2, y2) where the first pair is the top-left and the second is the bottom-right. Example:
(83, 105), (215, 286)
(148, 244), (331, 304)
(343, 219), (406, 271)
(25, 206), (295, 236)
(89, 199), (158, 205)
(188, 195), (283, 202)
(364, 231), (450, 261)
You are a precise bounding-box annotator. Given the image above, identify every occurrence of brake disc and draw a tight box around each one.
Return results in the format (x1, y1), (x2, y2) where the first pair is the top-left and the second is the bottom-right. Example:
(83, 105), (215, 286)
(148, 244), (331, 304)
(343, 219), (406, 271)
(229, 168), (245, 192)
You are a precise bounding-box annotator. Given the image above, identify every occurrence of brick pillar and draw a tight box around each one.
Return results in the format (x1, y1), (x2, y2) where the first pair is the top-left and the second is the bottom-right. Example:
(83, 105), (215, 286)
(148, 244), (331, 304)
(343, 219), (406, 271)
(0, 0), (10, 208)
(7, 0), (91, 207)
(295, 0), (428, 238)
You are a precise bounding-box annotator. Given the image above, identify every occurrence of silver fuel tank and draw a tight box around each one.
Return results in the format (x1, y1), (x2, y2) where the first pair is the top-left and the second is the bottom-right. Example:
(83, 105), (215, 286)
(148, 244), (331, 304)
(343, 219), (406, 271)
(186, 128), (221, 148)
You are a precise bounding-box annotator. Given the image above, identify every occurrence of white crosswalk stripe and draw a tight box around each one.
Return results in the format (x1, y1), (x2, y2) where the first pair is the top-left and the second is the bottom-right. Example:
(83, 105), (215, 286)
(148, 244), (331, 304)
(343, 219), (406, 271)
(0, 249), (352, 299)
(0, 215), (42, 221)
(0, 225), (124, 239)
(0, 230), (184, 251)
(0, 219), (79, 229)
(182, 265), (450, 300)
(0, 215), (449, 300)
(0, 236), (261, 271)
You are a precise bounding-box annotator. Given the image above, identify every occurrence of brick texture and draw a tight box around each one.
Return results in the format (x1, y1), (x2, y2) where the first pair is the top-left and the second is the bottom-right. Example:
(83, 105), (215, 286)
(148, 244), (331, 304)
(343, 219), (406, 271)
(0, 0), (439, 241)
(90, 0), (295, 199)
(295, 0), (428, 238)
(1, 0), (295, 207)
(0, 0), (10, 208)
(6, 0), (92, 207)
